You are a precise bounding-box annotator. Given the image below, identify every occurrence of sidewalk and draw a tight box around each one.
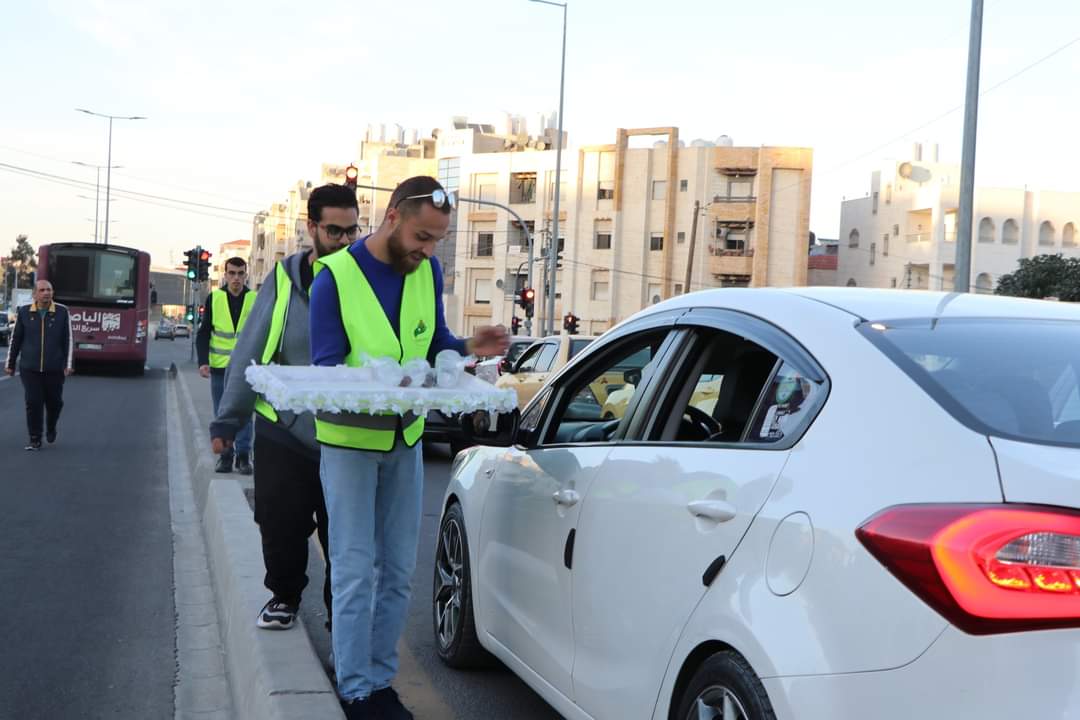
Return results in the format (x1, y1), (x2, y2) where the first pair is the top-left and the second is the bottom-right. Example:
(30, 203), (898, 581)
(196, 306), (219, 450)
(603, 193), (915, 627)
(172, 361), (344, 720)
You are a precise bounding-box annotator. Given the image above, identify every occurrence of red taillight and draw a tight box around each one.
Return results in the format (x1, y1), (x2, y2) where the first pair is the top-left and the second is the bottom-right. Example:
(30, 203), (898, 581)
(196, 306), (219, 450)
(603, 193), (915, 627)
(856, 504), (1080, 635)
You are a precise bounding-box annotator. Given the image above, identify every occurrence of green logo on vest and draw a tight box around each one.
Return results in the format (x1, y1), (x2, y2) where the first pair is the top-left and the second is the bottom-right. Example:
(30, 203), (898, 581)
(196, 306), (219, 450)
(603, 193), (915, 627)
(414, 319), (428, 338)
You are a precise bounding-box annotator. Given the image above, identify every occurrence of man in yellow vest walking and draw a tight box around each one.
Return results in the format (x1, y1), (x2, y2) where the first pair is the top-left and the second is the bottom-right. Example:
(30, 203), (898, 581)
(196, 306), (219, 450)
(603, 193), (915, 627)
(310, 176), (509, 720)
(197, 256), (255, 474)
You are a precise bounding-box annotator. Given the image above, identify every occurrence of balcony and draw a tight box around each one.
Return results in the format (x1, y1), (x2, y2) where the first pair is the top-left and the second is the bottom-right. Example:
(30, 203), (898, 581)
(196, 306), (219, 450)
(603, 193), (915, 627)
(712, 195), (757, 203)
(906, 233), (930, 243)
(709, 202), (757, 223)
(708, 247), (754, 276)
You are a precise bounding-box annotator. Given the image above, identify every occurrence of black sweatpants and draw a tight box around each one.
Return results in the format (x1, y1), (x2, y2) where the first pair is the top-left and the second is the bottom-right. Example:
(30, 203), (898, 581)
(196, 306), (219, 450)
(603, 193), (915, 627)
(253, 419), (331, 618)
(20, 370), (65, 441)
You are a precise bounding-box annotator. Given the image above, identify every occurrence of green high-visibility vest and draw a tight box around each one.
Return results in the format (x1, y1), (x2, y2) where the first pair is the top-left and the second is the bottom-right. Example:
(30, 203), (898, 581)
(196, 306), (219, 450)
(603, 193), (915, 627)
(209, 288), (255, 369)
(313, 250), (436, 451)
(253, 262), (293, 424)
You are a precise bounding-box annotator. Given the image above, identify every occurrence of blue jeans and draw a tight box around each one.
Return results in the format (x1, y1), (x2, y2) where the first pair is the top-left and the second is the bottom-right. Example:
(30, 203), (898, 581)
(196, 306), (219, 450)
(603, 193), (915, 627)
(210, 371), (252, 454)
(320, 441), (424, 702)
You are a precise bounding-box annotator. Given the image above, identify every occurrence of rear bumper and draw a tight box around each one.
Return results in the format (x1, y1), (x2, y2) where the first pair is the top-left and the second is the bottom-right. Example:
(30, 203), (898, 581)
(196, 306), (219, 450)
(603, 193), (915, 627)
(763, 625), (1080, 720)
(74, 343), (146, 363)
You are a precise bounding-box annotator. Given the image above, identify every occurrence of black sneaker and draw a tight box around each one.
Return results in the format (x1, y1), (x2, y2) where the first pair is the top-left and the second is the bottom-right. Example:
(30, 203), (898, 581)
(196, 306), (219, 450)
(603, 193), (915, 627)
(215, 452), (233, 473)
(25, 439), (42, 451)
(369, 687), (413, 720)
(341, 697), (376, 720)
(46, 429), (57, 444)
(235, 453), (253, 475)
(256, 598), (297, 630)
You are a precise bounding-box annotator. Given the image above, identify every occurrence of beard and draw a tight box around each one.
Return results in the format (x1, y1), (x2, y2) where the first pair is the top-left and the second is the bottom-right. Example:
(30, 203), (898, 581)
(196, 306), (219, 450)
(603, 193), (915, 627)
(313, 229), (344, 259)
(387, 226), (426, 275)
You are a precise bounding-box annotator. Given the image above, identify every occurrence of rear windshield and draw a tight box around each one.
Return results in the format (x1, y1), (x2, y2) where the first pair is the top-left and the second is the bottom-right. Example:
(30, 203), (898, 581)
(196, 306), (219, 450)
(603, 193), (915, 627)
(48, 248), (137, 305)
(861, 317), (1080, 447)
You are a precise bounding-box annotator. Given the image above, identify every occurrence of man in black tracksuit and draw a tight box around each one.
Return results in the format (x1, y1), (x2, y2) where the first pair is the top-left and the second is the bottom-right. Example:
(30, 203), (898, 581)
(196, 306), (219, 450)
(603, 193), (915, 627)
(4, 280), (74, 450)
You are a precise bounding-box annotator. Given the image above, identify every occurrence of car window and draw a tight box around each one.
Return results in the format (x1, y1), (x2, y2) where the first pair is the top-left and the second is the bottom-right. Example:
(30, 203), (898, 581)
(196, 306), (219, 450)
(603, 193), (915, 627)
(657, 331), (780, 443)
(568, 338), (593, 360)
(515, 343), (544, 373)
(518, 387), (553, 447)
(745, 362), (819, 443)
(862, 317), (1080, 447)
(544, 330), (669, 445)
(534, 343), (560, 373)
(505, 340), (533, 365)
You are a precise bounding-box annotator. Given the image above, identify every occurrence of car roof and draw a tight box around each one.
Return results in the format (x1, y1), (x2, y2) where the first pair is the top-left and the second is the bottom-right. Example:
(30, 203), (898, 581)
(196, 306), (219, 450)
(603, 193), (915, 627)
(640, 287), (1080, 323)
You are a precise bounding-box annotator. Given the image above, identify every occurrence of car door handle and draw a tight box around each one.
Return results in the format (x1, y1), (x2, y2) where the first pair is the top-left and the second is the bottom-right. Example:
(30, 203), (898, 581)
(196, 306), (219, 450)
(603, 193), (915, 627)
(552, 489), (581, 507)
(687, 500), (737, 522)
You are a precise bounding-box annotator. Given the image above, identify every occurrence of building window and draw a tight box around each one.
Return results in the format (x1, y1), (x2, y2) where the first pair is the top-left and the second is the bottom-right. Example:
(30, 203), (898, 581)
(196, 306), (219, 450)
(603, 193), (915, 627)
(652, 180), (667, 201)
(597, 181), (615, 200)
(677, 231), (686, 244)
(506, 271), (527, 296)
(978, 217), (995, 244)
(848, 229), (860, 248)
(478, 183), (496, 203)
(883, 234), (890, 257)
(846, 278), (857, 287)
(591, 270), (610, 301)
(510, 172), (537, 204)
(870, 242), (876, 266)
(437, 157), (460, 192)
(975, 272), (994, 294)
(885, 184), (893, 204)
(890, 278), (897, 288)
(1002, 219), (1019, 244)
(647, 283), (662, 304)
(725, 230), (748, 252)
(1064, 222), (1077, 247)
(1039, 221), (1056, 246)
(679, 179), (688, 192)
(674, 283), (683, 294)
(893, 224), (900, 237)
(514, 220), (535, 248)
(475, 232), (494, 257)
(594, 232), (612, 250)
(872, 191), (879, 214)
(473, 278), (491, 305)
(547, 170), (568, 203)
(650, 233), (664, 251)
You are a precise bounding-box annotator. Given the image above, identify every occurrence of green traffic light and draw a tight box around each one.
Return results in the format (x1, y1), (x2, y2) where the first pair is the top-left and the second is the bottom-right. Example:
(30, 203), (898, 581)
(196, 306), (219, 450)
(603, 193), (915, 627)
(186, 270), (196, 280)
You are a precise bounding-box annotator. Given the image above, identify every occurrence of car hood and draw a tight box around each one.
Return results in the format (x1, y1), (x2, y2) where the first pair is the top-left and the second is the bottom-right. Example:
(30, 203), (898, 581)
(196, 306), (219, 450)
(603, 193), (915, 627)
(991, 437), (1080, 509)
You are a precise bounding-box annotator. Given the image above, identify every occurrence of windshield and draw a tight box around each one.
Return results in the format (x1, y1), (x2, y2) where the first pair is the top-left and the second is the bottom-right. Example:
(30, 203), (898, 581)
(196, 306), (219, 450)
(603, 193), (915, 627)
(48, 248), (138, 306)
(862, 317), (1080, 448)
(569, 338), (593, 360)
(505, 340), (533, 364)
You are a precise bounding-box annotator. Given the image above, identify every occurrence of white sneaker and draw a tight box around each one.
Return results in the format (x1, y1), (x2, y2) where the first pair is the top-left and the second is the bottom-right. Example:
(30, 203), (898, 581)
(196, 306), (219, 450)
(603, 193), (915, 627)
(256, 598), (297, 630)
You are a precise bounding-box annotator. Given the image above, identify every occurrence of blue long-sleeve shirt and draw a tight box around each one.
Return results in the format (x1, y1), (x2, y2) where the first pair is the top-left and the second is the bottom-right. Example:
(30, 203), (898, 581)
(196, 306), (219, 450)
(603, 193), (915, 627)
(310, 238), (466, 366)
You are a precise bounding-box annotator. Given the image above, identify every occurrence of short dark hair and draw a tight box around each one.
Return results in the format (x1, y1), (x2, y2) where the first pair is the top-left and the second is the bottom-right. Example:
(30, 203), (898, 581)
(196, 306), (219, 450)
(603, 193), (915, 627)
(225, 257), (247, 270)
(308, 183), (359, 223)
(389, 176), (451, 217)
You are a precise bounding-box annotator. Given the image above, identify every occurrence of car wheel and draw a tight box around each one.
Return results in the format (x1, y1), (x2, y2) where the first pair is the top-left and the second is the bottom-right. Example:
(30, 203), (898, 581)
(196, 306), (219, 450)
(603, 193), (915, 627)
(433, 503), (489, 668)
(675, 651), (776, 720)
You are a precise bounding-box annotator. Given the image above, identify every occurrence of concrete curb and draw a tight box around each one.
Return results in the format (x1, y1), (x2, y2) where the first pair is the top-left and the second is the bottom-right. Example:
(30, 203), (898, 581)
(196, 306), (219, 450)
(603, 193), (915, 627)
(173, 366), (344, 720)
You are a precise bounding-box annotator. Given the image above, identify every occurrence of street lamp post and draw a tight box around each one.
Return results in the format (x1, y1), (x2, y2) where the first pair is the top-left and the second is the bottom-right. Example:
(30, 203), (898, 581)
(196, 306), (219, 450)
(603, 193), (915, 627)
(76, 109), (146, 246)
(74, 162), (122, 244)
(955, 0), (984, 293)
(529, 0), (567, 336)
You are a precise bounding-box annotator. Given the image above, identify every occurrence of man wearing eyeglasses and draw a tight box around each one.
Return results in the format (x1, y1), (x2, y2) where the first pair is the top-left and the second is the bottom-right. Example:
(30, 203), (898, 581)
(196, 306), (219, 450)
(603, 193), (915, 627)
(210, 184), (356, 634)
(310, 176), (509, 719)
(197, 256), (255, 474)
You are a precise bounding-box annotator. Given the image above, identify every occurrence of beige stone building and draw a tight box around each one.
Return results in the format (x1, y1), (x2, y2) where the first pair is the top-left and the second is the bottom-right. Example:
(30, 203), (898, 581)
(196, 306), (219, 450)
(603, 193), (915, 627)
(450, 127), (813, 336)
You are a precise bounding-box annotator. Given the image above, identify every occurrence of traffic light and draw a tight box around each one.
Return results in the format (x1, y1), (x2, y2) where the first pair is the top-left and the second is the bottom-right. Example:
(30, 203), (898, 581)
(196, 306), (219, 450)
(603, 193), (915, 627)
(510, 316), (521, 335)
(563, 312), (579, 334)
(197, 249), (212, 282)
(183, 248), (198, 281)
(517, 287), (536, 318)
(185, 304), (195, 322)
(344, 164), (358, 190)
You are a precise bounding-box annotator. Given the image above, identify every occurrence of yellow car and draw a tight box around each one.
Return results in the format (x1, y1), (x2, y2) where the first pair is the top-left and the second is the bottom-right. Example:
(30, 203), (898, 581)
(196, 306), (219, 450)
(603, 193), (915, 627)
(495, 335), (594, 409)
(601, 374), (724, 420)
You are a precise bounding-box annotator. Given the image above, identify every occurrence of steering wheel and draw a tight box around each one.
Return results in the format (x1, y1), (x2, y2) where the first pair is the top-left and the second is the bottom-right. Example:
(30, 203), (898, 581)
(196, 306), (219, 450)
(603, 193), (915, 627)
(683, 405), (722, 438)
(571, 418), (621, 443)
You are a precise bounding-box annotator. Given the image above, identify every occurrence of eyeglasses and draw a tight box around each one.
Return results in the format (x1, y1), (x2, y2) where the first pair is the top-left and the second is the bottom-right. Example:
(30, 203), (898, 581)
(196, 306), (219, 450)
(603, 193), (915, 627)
(393, 189), (457, 211)
(318, 223), (362, 240)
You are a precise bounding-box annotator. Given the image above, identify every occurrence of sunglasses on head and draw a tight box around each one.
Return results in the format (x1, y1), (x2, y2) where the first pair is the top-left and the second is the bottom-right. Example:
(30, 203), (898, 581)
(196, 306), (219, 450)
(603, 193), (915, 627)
(393, 189), (457, 211)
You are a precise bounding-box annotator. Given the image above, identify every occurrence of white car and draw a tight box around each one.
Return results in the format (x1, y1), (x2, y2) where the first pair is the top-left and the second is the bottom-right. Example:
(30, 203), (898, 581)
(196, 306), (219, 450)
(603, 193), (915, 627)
(432, 287), (1080, 720)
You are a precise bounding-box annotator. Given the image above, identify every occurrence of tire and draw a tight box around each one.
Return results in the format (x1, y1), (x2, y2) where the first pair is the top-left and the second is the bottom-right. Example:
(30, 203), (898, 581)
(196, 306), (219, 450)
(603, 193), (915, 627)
(432, 503), (490, 668)
(674, 651), (776, 720)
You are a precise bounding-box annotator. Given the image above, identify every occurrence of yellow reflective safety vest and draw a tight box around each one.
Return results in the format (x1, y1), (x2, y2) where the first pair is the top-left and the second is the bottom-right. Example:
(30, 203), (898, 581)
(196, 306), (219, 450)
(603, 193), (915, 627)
(253, 262), (293, 424)
(313, 250), (435, 451)
(208, 288), (255, 369)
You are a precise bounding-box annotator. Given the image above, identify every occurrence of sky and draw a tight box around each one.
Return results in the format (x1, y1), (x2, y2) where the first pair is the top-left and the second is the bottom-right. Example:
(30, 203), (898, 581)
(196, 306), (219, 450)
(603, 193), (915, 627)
(2, 0), (1079, 268)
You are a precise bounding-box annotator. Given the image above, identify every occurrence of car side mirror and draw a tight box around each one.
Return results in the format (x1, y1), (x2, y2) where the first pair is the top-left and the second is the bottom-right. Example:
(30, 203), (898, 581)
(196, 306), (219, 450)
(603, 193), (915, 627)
(499, 358), (513, 374)
(624, 368), (642, 385)
(459, 409), (520, 448)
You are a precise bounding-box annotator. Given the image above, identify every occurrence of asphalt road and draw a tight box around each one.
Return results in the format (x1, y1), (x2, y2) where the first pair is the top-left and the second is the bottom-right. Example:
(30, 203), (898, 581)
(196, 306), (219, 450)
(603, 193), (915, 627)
(0, 338), (188, 719)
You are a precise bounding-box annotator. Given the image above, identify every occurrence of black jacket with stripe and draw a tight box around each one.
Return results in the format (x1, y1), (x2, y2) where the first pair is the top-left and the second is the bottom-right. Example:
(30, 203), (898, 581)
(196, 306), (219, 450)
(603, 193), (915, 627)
(5, 302), (73, 374)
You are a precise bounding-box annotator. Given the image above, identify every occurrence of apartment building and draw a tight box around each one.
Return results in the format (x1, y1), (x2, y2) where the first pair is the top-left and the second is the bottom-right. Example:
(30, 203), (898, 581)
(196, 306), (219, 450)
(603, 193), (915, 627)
(838, 144), (1080, 292)
(451, 126), (812, 336)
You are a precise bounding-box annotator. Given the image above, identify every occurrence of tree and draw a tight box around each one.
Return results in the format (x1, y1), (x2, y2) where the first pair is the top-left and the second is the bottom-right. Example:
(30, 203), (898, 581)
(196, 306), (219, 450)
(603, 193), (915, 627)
(2, 235), (37, 304)
(995, 253), (1080, 302)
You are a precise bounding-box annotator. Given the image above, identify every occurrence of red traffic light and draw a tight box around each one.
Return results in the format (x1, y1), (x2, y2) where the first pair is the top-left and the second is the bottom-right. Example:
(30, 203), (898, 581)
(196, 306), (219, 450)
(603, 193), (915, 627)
(522, 287), (535, 302)
(198, 305), (205, 316)
(344, 164), (358, 189)
(199, 250), (211, 261)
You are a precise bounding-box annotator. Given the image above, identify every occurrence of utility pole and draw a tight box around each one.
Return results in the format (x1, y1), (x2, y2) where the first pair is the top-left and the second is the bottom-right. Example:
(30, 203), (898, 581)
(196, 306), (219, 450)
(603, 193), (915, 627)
(684, 200), (701, 294)
(955, 0), (984, 293)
